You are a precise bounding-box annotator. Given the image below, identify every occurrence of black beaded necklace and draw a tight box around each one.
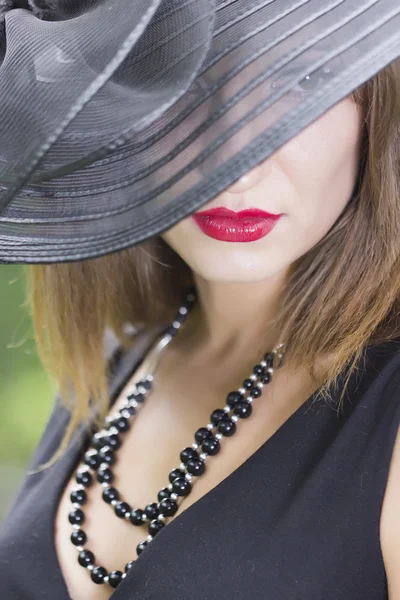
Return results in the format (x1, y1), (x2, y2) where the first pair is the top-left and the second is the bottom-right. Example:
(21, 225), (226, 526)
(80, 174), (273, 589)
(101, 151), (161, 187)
(67, 288), (285, 589)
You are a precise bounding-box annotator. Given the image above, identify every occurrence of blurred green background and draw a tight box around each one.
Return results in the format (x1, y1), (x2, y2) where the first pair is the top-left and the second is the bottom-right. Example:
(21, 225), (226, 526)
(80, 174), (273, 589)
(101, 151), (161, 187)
(0, 265), (55, 521)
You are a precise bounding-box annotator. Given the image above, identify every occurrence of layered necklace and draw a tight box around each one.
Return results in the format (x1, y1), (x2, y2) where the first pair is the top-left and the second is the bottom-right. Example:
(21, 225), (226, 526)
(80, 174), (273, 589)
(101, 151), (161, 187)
(67, 287), (285, 588)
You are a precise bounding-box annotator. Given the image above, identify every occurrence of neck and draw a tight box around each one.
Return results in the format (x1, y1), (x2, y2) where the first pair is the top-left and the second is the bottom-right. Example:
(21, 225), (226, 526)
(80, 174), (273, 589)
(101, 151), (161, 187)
(181, 272), (287, 363)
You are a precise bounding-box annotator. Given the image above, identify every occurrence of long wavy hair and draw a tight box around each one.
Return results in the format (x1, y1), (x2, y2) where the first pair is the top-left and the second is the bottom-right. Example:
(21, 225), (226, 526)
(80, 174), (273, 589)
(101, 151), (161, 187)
(26, 59), (400, 466)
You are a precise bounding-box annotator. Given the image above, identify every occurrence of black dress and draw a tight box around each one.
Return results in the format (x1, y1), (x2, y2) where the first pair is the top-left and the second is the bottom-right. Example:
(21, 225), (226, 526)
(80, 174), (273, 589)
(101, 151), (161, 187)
(1, 330), (400, 600)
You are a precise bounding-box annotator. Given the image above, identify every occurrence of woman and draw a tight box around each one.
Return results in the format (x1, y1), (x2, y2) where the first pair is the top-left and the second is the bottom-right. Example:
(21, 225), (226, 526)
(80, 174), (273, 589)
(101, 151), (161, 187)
(1, 0), (400, 599)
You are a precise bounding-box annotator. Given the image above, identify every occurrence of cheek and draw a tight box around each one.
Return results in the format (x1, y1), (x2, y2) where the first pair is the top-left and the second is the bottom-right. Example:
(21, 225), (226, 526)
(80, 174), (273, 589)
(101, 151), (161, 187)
(277, 98), (363, 232)
(161, 98), (363, 282)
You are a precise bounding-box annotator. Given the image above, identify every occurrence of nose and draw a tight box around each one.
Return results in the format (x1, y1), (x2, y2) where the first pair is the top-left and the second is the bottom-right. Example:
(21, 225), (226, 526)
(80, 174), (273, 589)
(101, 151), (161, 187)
(199, 96), (259, 176)
(226, 163), (265, 193)
(197, 62), (275, 187)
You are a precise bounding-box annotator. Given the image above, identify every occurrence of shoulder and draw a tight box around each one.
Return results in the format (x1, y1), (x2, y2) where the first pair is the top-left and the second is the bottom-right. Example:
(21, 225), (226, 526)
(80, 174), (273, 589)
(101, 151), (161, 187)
(381, 427), (400, 599)
(378, 344), (400, 599)
(27, 323), (161, 470)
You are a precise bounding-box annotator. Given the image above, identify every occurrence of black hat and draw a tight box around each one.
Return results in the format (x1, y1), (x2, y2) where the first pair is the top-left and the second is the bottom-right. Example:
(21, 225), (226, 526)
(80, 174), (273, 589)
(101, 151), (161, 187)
(0, 0), (399, 263)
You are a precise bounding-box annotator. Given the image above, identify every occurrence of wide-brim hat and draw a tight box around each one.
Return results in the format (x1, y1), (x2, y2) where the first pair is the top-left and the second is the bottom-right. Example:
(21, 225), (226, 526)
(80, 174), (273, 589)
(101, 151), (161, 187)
(0, 0), (399, 263)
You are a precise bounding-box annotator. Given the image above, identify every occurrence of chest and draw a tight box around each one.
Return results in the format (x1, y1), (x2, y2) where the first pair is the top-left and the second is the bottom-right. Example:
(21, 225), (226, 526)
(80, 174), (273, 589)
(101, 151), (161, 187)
(53, 363), (319, 600)
(46, 397), (390, 600)
(0, 380), (392, 600)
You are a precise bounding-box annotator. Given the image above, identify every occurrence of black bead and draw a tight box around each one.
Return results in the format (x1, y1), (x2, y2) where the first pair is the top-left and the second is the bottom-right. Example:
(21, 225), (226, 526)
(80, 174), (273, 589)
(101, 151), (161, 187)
(264, 352), (274, 367)
(210, 409), (227, 425)
(195, 427), (212, 444)
(113, 416), (130, 432)
(202, 437), (220, 456)
(92, 435), (108, 450)
(169, 468), (185, 483)
(148, 519), (165, 536)
(97, 466), (114, 484)
(172, 477), (192, 496)
(261, 371), (271, 384)
(124, 404), (136, 416)
(69, 508), (85, 525)
(71, 529), (87, 546)
(106, 433), (122, 450)
(78, 549), (95, 567)
(76, 470), (92, 487)
(248, 385), (261, 398)
(174, 311), (187, 324)
(145, 503), (159, 519)
(136, 540), (148, 556)
(186, 457), (205, 476)
(84, 451), (102, 470)
(138, 379), (152, 391)
(165, 325), (178, 337)
(109, 570), (123, 588)
(218, 418), (237, 437)
(98, 446), (115, 466)
(157, 488), (171, 502)
(91, 566), (107, 584)
(253, 364), (264, 375)
(234, 401), (253, 418)
(102, 486), (120, 504)
(226, 391), (243, 406)
(70, 489), (87, 505)
(184, 289), (197, 306)
(125, 561), (135, 572)
(135, 392), (145, 403)
(242, 379), (254, 390)
(159, 498), (178, 517)
(114, 501), (131, 518)
(180, 447), (198, 463)
(129, 508), (145, 525)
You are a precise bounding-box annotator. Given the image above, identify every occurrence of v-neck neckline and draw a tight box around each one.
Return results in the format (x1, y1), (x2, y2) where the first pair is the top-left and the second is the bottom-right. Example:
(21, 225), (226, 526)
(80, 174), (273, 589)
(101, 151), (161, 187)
(44, 333), (337, 600)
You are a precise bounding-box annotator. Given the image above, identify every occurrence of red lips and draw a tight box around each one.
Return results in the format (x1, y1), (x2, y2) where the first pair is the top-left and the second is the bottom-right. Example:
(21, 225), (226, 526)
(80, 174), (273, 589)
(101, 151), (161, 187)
(192, 207), (282, 242)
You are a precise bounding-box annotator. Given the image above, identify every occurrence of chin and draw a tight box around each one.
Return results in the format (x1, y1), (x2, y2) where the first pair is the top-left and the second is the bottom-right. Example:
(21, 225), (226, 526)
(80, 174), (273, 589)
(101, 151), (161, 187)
(177, 241), (287, 284)
(161, 215), (292, 283)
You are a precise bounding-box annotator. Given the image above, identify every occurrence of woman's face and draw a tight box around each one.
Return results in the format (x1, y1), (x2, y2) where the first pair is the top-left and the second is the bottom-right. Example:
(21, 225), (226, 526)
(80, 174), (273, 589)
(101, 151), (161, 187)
(161, 97), (363, 283)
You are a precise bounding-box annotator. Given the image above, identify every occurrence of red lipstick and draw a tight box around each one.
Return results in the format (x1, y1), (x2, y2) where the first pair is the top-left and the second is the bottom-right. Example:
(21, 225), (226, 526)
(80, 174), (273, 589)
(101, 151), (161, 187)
(192, 207), (282, 242)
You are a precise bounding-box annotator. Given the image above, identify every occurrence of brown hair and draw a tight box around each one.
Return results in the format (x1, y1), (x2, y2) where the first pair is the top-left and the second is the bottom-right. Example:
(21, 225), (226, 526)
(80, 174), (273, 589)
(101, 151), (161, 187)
(26, 59), (400, 467)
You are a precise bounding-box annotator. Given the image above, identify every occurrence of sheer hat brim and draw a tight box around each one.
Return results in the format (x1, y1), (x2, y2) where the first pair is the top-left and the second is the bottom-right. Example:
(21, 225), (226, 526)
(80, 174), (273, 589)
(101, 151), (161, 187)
(0, 0), (399, 263)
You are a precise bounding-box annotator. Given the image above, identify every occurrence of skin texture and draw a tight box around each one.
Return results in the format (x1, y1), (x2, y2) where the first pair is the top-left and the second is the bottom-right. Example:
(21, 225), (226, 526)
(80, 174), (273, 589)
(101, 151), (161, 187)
(163, 96), (363, 285)
(380, 424), (400, 600)
(55, 97), (371, 600)
(161, 96), (363, 352)
(162, 96), (400, 600)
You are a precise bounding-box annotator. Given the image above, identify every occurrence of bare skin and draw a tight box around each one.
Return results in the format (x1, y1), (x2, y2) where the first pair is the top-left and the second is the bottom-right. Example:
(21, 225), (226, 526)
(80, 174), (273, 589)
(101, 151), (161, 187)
(380, 427), (400, 600)
(54, 96), (366, 599)
(55, 320), (322, 600)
